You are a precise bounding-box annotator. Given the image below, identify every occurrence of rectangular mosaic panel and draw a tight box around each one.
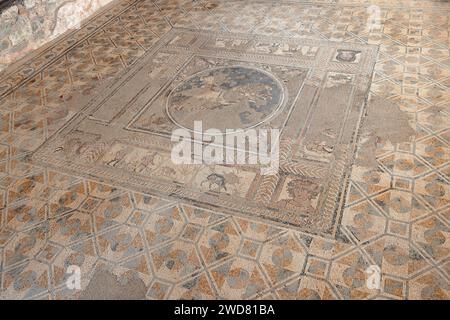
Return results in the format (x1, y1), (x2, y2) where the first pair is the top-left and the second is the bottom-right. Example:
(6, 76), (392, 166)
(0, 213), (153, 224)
(32, 28), (378, 237)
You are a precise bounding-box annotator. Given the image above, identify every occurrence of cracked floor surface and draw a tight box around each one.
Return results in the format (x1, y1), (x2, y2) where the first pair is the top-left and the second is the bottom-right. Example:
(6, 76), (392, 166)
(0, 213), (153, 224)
(0, 0), (449, 300)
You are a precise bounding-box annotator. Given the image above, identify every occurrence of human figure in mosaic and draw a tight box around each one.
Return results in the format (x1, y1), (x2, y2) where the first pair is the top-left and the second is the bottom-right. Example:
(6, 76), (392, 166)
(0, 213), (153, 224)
(276, 177), (321, 214)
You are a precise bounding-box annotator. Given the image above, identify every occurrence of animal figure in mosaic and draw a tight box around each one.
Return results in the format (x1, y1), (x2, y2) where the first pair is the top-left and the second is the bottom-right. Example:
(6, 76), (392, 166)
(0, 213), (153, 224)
(255, 42), (281, 54)
(201, 173), (227, 192)
(54, 131), (101, 162)
(106, 147), (129, 167)
(134, 152), (158, 173)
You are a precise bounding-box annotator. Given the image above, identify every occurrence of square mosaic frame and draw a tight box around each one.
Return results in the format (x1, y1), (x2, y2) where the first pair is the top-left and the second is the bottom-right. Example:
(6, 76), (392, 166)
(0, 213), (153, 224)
(32, 28), (378, 238)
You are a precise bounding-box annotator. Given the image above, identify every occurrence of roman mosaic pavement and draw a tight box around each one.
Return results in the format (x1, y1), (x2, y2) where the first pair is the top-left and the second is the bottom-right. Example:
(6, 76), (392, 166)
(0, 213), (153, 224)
(32, 28), (378, 237)
(0, 0), (449, 300)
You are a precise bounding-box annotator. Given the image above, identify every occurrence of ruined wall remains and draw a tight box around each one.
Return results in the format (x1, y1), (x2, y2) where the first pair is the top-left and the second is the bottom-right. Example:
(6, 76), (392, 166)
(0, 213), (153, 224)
(0, 0), (114, 72)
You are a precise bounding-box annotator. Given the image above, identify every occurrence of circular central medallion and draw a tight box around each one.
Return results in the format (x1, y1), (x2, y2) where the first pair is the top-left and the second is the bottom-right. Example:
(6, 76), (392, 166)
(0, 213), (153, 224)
(167, 66), (283, 132)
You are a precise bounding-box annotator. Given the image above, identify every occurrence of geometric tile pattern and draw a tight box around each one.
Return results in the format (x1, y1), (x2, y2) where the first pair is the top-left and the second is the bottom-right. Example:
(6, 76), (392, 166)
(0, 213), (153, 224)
(0, 0), (449, 299)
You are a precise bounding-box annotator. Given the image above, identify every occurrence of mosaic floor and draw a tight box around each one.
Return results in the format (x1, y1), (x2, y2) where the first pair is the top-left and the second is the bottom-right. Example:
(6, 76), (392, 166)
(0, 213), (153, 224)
(0, 0), (449, 300)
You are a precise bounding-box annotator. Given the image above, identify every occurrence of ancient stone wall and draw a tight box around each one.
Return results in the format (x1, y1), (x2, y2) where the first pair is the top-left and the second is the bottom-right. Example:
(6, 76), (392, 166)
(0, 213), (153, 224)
(0, 0), (113, 72)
